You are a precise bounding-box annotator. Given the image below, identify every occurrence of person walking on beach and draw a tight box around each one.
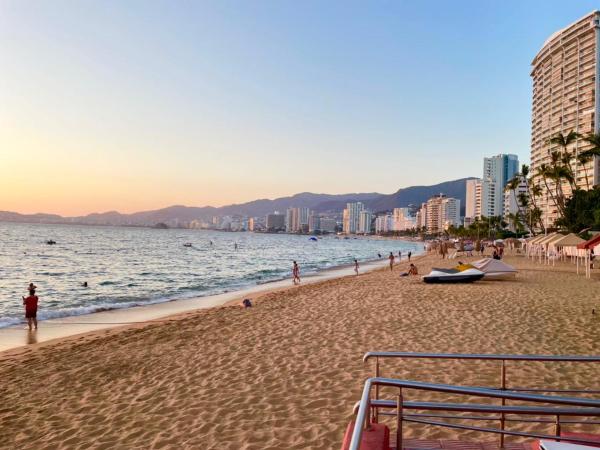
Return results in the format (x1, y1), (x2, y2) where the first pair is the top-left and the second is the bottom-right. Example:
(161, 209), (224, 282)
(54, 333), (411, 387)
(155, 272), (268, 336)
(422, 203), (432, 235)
(388, 252), (395, 271)
(292, 261), (301, 285)
(23, 285), (39, 331)
(408, 251), (412, 261)
(398, 251), (402, 261)
(354, 259), (359, 276)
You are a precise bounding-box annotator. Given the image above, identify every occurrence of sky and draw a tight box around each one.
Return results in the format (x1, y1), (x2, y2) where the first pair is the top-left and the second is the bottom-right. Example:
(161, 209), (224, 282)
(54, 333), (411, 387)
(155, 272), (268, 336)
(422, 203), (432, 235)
(1, 0), (599, 216)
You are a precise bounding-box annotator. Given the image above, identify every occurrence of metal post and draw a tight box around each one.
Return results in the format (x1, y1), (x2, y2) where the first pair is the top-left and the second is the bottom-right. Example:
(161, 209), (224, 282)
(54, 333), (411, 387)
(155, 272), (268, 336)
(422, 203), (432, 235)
(500, 360), (506, 448)
(375, 357), (380, 423)
(555, 415), (561, 440)
(396, 390), (403, 450)
(365, 396), (371, 431)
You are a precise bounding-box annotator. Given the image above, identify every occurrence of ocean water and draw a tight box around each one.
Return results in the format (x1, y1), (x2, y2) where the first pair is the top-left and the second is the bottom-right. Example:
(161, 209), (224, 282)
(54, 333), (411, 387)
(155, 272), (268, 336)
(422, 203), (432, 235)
(0, 222), (422, 327)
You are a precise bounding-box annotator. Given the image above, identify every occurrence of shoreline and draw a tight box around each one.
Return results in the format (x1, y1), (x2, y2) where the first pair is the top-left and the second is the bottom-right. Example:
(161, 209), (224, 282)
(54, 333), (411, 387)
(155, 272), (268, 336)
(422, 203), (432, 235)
(2, 252), (599, 449)
(0, 253), (422, 354)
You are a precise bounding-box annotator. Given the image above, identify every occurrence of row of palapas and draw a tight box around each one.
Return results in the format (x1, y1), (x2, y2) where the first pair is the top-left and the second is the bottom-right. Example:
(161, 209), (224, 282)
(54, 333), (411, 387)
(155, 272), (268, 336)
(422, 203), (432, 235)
(524, 232), (600, 278)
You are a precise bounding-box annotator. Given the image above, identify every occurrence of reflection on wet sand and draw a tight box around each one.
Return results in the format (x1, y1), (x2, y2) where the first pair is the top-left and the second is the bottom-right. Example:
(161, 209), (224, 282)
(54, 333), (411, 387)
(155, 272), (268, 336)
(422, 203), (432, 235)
(26, 330), (38, 345)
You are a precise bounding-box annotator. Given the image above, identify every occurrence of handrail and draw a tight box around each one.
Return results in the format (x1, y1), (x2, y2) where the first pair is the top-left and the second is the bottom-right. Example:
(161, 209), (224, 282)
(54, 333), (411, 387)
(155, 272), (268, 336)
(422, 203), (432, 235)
(364, 351), (600, 434)
(363, 351), (600, 363)
(361, 399), (600, 416)
(349, 377), (600, 450)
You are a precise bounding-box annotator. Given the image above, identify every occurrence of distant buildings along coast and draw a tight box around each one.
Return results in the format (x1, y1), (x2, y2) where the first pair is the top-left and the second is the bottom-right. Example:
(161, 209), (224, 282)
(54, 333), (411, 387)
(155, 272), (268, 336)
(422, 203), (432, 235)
(463, 153), (521, 226)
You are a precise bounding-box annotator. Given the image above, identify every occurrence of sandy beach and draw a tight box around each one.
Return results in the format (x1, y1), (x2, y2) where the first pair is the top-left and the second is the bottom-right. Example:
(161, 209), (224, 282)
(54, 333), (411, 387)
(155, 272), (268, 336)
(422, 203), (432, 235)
(1, 252), (599, 449)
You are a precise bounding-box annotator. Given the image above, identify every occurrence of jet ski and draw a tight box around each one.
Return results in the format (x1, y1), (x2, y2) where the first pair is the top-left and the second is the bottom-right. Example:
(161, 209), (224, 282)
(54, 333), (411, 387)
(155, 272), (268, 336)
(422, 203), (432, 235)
(423, 267), (485, 284)
(183, 243), (193, 247)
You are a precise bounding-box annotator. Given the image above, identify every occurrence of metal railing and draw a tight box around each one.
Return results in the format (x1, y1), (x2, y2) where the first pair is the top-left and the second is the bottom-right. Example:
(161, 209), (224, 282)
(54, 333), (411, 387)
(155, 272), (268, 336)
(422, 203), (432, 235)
(359, 352), (600, 448)
(349, 377), (600, 450)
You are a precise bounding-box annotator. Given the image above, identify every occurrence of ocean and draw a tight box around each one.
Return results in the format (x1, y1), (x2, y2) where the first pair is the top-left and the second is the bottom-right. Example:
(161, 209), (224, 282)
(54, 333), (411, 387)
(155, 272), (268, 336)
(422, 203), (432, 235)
(0, 222), (422, 328)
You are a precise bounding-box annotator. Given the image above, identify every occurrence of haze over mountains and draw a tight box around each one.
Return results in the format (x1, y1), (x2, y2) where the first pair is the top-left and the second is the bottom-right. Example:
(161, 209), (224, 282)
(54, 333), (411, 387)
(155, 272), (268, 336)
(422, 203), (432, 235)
(0, 178), (475, 227)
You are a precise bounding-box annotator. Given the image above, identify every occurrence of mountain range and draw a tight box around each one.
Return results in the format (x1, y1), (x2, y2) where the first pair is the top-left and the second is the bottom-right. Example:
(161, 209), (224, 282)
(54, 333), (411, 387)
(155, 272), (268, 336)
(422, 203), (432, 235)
(0, 177), (475, 227)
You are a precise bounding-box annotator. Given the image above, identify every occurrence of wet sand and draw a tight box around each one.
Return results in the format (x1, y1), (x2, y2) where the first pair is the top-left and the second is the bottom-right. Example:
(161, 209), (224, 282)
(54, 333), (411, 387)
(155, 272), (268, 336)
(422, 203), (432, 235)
(1, 252), (599, 449)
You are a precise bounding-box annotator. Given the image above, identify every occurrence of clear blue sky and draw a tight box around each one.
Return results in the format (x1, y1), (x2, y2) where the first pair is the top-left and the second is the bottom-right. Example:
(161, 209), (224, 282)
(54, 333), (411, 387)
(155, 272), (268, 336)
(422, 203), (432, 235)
(1, 0), (598, 214)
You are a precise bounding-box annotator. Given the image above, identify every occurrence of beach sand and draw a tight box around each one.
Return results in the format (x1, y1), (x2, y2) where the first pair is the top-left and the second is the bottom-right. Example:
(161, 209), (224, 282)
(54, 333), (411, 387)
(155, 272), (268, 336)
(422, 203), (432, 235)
(1, 252), (599, 449)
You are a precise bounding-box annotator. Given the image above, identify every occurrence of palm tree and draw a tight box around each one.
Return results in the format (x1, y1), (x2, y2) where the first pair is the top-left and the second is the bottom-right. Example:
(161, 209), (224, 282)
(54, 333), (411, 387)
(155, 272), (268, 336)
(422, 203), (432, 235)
(581, 131), (600, 188)
(577, 152), (593, 190)
(535, 163), (563, 217)
(549, 130), (580, 189)
(505, 176), (523, 216)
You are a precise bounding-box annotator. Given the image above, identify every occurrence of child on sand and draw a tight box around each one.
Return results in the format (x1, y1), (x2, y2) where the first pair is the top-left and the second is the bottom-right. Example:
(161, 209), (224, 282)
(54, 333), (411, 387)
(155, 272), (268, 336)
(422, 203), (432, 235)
(23, 286), (39, 331)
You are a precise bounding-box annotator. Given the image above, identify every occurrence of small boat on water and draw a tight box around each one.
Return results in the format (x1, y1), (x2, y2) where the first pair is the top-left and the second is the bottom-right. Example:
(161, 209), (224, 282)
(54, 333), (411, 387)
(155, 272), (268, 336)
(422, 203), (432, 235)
(46, 240), (56, 245)
(183, 243), (193, 247)
(422, 267), (484, 283)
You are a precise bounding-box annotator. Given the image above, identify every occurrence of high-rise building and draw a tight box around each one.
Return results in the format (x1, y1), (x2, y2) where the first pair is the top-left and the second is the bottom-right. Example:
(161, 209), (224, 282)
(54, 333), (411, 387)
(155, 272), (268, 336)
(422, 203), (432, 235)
(531, 11), (600, 225)
(425, 194), (461, 233)
(342, 202), (364, 234)
(392, 208), (417, 231)
(285, 207), (310, 233)
(503, 176), (529, 218)
(481, 154), (519, 218)
(357, 210), (373, 234)
(375, 214), (393, 233)
(308, 213), (320, 233)
(319, 218), (337, 233)
(266, 213), (285, 231)
(464, 178), (482, 224)
(416, 203), (427, 229)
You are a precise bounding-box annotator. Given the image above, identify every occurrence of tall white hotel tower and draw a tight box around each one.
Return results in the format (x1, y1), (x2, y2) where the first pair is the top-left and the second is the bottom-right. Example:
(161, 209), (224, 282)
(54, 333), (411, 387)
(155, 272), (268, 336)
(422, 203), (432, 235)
(531, 11), (600, 225)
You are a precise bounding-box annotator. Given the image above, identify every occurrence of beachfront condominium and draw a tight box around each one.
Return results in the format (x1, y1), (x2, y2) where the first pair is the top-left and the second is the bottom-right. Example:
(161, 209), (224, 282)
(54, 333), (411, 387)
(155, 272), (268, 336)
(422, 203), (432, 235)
(357, 210), (373, 234)
(392, 207), (417, 231)
(285, 207), (310, 233)
(481, 154), (519, 218)
(425, 194), (461, 233)
(503, 176), (528, 219)
(342, 202), (364, 234)
(319, 217), (337, 233)
(464, 178), (482, 226)
(531, 11), (600, 225)
(375, 214), (393, 233)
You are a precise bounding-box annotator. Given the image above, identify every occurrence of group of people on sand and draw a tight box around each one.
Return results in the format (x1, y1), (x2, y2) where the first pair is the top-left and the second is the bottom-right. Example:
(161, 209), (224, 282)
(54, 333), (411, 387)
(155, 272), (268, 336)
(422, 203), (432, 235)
(387, 251), (412, 270)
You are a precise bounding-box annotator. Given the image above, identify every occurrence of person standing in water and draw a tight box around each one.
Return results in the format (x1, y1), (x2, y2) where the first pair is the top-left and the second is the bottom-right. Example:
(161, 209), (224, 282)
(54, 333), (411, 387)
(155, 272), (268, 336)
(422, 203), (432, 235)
(292, 261), (301, 285)
(354, 259), (359, 276)
(408, 251), (412, 262)
(388, 252), (395, 271)
(398, 251), (402, 260)
(23, 285), (39, 331)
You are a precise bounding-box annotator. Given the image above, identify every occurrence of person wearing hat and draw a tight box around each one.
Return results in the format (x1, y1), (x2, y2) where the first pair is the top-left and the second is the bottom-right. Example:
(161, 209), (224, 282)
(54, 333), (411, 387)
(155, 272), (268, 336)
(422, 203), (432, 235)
(23, 284), (39, 331)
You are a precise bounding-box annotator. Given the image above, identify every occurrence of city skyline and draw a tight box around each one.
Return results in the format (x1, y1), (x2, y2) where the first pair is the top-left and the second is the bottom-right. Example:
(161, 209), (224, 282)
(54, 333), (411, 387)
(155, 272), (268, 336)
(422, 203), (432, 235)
(2, 1), (599, 215)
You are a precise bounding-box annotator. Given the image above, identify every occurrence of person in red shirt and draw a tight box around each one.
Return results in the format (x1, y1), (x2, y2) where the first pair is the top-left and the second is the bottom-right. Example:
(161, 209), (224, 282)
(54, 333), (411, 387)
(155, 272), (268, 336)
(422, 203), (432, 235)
(22, 286), (39, 331)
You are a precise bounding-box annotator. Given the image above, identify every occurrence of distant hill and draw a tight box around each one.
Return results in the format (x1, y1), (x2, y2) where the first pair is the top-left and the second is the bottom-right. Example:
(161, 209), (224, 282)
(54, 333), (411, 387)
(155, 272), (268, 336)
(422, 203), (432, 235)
(366, 177), (475, 213)
(0, 177), (476, 226)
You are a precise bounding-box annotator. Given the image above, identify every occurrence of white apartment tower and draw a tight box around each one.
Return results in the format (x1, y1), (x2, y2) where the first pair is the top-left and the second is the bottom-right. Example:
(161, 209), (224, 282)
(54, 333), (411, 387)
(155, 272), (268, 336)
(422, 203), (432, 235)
(464, 178), (482, 224)
(342, 202), (364, 234)
(531, 11), (600, 225)
(357, 210), (373, 234)
(503, 176), (529, 217)
(425, 194), (461, 233)
(481, 154), (519, 218)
